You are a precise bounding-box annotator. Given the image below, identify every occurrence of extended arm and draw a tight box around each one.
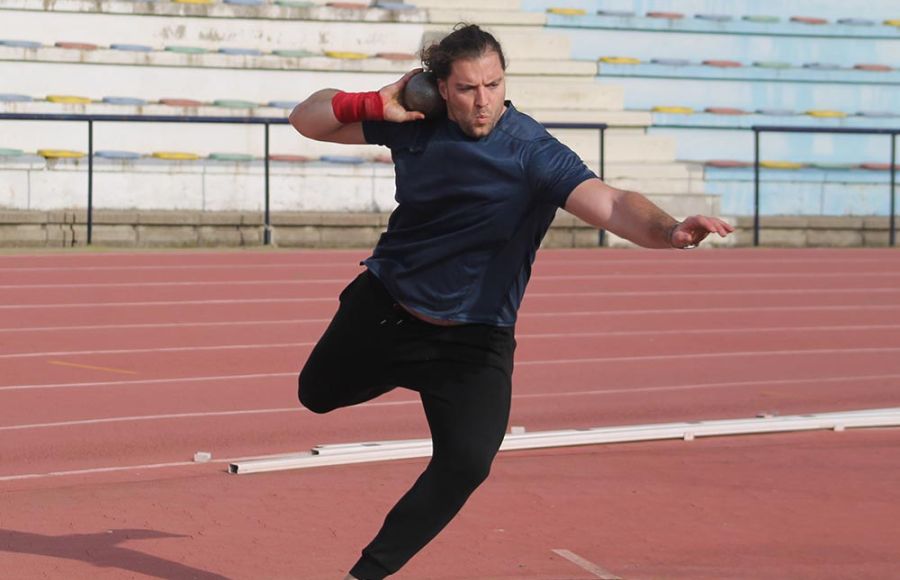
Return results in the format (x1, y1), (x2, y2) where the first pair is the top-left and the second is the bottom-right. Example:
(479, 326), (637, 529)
(289, 69), (426, 145)
(564, 178), (734, 249)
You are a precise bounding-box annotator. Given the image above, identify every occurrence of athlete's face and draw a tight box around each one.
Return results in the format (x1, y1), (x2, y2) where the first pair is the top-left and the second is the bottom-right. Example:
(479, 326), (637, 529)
(438, 51), (507, 139)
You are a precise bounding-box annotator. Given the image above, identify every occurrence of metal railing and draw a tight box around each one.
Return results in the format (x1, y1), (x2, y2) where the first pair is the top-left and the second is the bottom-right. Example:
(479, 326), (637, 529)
(0, 113), (608, 245)
(752, 126), (898, 247)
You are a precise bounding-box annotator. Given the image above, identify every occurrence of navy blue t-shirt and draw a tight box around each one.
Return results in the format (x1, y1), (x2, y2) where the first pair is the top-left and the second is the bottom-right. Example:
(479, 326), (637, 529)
(362, 102), (596, 326)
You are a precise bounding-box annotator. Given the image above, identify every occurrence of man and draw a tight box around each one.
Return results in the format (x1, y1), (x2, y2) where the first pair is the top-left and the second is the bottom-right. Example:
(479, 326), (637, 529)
(290, 24), (733, 580)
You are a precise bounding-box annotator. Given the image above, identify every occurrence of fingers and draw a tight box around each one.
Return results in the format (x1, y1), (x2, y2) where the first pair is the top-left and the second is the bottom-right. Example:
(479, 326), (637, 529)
(684, 215), (735, 238)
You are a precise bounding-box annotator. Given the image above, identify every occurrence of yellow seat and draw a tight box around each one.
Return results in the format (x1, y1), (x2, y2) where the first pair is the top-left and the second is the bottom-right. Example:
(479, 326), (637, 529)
(152, 151), (201, 160)
(760, 160), (805, 169)
(547, 7), (587, 15)
(38, 149), (85, 159)
(883, 19), (900, 27)
(806, 109), (847, 118)
(600, 56), (641, 65)
(652, 106), (694, 114)
(324, 50), (368, 60)
(46, 95), (92, 104)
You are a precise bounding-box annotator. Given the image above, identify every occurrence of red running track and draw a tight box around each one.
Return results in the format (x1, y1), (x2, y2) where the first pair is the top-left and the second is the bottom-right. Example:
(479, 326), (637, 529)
(1, 247), (899, 579)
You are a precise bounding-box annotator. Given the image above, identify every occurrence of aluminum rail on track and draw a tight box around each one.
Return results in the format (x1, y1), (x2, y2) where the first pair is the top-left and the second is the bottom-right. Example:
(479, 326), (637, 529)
(228, 407), (900, 475)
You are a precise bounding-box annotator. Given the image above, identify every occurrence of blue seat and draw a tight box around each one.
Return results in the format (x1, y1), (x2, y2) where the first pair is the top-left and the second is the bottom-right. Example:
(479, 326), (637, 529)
(374, 1), (415, 9)
(95, 150), (142, 160)
(0, 40), (42, 48)
(756, 108), (798, 116)
(219, 47), (263, 56)
(102, 96), (148, 105)
(837, 18), (875, 26)
(695, 14), (732, 22)
(650, 58), (691, 66)
(224, 0), (264, 5)
(857, 110), (897, 118)
(803, 62), (842, 70)
(268, 100), (298, 109)
(320, 155), (366, 164)
(597, 10), (635, 17)
(111, 43), (154, 52)
(0, 93), (32, 102)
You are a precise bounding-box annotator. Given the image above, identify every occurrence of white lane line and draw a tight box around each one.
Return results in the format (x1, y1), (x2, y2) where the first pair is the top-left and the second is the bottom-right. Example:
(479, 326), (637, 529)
(0, 341), (315, 359)
(0, 459), (202, 482)
(0, 372), (295, 392)
(2, 271), (899, 290)
(0, 318), (330, 333)
(2, 304), (900, 333)
(3, 372), (900, 430)
(4, 324), (900, 359)
(552, 549), (622, 579)
(4, 287), (900, 310)
(4, 343), (899, 363)
(515, 346), (900, 367)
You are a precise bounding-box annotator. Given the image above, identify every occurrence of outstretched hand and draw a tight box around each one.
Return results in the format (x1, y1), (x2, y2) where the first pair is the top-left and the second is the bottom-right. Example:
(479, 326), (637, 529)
(670, 215), (735, 248)
(378, 69), (427, 123)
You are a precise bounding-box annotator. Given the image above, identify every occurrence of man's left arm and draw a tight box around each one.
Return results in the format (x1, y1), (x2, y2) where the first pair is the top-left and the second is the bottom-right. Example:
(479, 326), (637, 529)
(563, 178), (734, 249)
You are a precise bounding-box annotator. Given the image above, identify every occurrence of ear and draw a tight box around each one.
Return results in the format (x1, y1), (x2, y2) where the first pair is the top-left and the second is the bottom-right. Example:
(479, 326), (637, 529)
(437, 78), (448, 101)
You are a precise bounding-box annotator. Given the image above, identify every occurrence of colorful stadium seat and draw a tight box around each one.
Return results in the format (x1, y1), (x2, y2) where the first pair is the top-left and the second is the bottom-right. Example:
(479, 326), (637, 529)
(0, 40), (42, 48)
(650, 58), (691, 66)
(803, 62), (842, 70)
(159, 98), (204, 107)
(760, 161), (805, 169)
(0, 94), (32, 102)
(742, 15), (780, 23)
(95, 150), (142, 160)
(172, 0), (215, 4)
(38, 149), (85, 159)
(547, 8), (587, 16)
(324, 51), (368, 60)
(111, 44), (154, 52)
(320, 155), (366, 164)
(811, 162), (855, 170)
(790, 16), (828, 25)
(224, 0), (264, 5)
(376, 52), (417, 61)
(837, 18), (875, 26)
(884, 19), (900, 27)
(327, 2), (368, 8)
(806, 110), (848, 118)
(756, 108), (797, 116)
(754, 61), (792, 69)
(273, 49), (316, 57)
(861, 163), (896, 171)
(646, 11), (684, 19)
(703, 59), (742, 68)
(597, 10), (635, 17)
(705, 160), (752, 168)
(275, 0), (313, 6)
(46, 95), (92, 104)
(858, 110), (897, 118)
(55, 42), (99, 50)
(209, 152), (254, 161)
(268, 100), (298, 109)
(600, 56), (641, 64)
(152, 151), (201, 160)
(854, 64), (892, 72)
(652, 106), (694, 114)
(269, 154), (311, 162)
(374, 2), (415, 10)
(214, 99), (257, 109)
(695, 14), (732, 22)
(165, 46), (209, 54)
(219, 47), (263, 56)
(102, 96), (148, 105)
(705, 107), (748, 115)
(0, 148), (25, 157)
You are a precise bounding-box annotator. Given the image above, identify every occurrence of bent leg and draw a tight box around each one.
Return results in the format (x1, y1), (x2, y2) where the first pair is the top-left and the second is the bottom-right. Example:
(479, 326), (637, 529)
(298, 271), (399, 414)
(349, 362), (512, 579)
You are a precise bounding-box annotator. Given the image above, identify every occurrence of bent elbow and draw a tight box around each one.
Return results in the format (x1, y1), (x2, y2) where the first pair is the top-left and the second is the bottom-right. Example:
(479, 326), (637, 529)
(289, 103), (314, 139)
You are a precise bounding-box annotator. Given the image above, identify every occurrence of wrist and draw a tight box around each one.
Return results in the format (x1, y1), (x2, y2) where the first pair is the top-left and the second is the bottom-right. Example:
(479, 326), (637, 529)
(331, 91), (384, 124)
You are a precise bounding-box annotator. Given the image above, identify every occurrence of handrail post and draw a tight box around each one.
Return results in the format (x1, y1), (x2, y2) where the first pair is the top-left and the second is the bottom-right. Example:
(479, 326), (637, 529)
(599, 126), (606, 247)
(891, 133), (896, 247)
(87, 119), (93, 245)
(753, 128), (760, 247)
(264, 122), (271, 246)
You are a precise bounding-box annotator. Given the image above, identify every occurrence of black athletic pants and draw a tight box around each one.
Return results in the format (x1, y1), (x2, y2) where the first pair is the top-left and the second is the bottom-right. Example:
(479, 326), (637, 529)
(298, 270), (516, 579)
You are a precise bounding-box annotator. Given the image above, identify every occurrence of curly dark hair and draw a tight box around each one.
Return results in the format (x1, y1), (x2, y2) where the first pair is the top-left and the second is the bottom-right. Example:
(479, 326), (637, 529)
(421, 23), (507, 80)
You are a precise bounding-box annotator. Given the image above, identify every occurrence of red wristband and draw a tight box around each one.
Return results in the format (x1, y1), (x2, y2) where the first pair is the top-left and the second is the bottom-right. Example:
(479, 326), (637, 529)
(331, 91), (384, 123)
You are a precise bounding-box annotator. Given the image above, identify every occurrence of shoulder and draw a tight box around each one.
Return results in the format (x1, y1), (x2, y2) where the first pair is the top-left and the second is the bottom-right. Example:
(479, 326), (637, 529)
(494, 103), (553, 144)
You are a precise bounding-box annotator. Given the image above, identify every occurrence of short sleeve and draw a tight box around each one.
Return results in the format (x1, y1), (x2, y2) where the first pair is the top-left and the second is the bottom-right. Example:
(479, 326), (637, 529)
(525, 137), (597, 208)
(362, 120), (421, 149)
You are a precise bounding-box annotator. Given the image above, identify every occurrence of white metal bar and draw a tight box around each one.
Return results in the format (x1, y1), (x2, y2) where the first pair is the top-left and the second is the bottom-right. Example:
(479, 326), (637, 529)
(228, 408), (900, 475)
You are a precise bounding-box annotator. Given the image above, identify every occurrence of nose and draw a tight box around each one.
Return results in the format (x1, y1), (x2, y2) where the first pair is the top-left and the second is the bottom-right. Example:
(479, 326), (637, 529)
(475, 86), (488, 107)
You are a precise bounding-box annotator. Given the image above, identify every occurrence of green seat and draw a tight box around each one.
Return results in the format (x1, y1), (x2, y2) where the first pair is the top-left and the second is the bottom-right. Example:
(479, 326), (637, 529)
(275, 0), (312, 6)
(754, 61), (791, 69)
(0, 148), (25, 157)
(743, 15), (780, 23)
(273, 49), (316, 58)
(214, 99), (257, 109)
(209, 152), (254, 161)
(165, 46), (209, 54)
(811, 162), (855, 171)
